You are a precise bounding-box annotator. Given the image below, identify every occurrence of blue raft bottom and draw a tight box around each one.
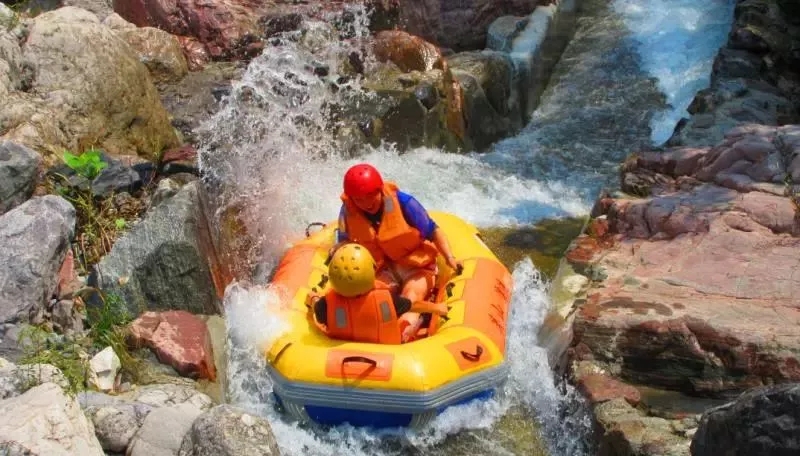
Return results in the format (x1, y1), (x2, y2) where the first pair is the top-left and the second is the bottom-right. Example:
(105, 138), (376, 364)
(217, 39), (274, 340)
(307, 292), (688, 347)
(273, 389), (496, 429)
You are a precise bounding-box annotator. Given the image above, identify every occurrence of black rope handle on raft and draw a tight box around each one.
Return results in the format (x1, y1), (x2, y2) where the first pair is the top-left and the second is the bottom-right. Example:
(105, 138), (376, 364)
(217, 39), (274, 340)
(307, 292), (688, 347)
(342, 356), (377, 367)
(460, 345), (483, 362)
(305, 222), (326, 238)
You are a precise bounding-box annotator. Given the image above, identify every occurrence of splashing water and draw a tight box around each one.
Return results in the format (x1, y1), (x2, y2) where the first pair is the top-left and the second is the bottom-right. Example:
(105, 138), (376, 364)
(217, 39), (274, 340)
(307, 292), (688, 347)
(197, 0), (734, 454)
(613, 0), (736, 145)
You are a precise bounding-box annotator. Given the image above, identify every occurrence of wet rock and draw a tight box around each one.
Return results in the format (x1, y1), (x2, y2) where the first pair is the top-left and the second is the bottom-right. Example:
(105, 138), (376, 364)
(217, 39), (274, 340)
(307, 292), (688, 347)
(130, 311), (217, 381)
(391, 0), (538, 52)
(1, 6), (179, 161)
(0, 141), (41, 215)
(691, 383), (800, 456)
(374, 30), (446, 73)
(0, 196), (75, 324)
(0, 382), (104, 455)
(178, 404), (281, 456)
(92, 182), (219, 317)
(156, 62), (244, 144)
(449, 50), (520, 150)
(487, 15), (528, 52)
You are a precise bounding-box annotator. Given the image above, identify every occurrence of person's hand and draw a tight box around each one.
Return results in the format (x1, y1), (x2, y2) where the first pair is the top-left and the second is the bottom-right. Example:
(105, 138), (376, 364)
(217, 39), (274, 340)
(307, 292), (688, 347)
(446, 255), (463, 274)
(305, 290), (321, 309)
(400, 314), (422, 343)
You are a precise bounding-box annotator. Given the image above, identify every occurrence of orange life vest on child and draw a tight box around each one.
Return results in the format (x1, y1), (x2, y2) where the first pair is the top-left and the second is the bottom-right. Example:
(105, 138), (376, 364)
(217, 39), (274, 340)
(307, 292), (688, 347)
(340, 182), (439, 270)
(324, 288), (403, 345)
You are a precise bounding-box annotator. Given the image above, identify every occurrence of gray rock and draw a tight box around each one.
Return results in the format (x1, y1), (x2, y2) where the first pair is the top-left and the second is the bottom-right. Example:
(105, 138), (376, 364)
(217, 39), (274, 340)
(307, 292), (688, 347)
(90, 156), (142, 198)
(84, 402), (154, 453)
(121, 383), (214, 411)
(691, 383), (800, 456)
(0, 361), (68, 399)
(92, 182), (218, 316)
(0, 382), (104, 455)
(0, 141), (41, 214)
(127, 402), (204, 456)
(178, 404), (280, 456)
(0, 195), (75, 324)
(486, 16), (528, 52)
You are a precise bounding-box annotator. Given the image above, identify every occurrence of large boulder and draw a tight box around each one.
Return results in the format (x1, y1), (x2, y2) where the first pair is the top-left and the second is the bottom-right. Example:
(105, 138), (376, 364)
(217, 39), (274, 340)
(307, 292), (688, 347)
(691, 383), (800, 456)
(178, 404), (281, 456)
(0, 140), (41, 214)
(1, 7), (179, 161)
(0, 195), (75, 324)
(126, 402), (204, 456)
(0, 382), (104, 456)
(92, 182), (219, 317)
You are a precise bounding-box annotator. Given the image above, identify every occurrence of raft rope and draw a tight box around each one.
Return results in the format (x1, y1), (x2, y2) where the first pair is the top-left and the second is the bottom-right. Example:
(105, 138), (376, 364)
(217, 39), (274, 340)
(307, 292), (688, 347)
(305, 222), (326, 238)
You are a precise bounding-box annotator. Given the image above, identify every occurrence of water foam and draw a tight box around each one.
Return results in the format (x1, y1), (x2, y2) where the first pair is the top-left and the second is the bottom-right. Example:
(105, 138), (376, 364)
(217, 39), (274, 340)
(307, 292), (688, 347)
(613, 0), (736, 145)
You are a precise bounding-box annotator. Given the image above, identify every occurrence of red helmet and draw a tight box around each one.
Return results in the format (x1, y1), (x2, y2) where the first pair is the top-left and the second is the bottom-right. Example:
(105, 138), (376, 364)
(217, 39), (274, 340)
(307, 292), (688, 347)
(343, 163), (383, 197)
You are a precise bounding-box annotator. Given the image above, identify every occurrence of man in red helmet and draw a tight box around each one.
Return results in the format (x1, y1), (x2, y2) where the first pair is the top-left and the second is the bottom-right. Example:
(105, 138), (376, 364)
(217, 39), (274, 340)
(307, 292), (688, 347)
(332, 163), (462, 342)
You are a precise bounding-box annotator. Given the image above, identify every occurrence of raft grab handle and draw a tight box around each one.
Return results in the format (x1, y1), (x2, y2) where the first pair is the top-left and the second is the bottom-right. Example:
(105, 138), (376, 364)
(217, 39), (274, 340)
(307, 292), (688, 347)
(342, 355), (377, 367)
(305, 222), (326, 238)
(460, 345), (483, 362)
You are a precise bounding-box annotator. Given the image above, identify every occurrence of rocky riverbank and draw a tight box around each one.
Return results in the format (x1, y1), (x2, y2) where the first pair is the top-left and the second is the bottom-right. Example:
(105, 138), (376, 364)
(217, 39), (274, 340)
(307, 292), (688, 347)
(547, 0), (800, 453)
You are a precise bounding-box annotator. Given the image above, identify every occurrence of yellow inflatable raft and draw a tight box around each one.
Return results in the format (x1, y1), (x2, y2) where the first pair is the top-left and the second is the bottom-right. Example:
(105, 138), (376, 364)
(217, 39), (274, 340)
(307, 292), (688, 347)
(265, 211), (513, 428)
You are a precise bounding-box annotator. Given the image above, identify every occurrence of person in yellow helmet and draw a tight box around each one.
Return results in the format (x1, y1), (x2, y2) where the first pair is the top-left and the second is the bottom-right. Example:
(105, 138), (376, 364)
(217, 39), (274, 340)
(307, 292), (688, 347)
(307, 243), (447, 344)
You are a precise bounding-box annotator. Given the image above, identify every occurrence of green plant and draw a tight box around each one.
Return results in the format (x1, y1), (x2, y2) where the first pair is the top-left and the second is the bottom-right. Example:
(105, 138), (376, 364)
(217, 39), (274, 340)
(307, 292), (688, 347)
(18, 326), (90, 396)
(62, 148), (107, 180)
(86, 292), (146, 383)
(44, 176), (144, 273)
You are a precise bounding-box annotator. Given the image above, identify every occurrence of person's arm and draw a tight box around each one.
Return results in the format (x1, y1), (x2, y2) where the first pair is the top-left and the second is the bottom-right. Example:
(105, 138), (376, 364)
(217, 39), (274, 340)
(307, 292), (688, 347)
(397, 192), (461, 271)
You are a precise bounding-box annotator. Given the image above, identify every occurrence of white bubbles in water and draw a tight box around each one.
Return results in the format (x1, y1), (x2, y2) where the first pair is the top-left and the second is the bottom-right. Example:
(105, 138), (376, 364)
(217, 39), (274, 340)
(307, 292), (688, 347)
(613, 0), (736, 145)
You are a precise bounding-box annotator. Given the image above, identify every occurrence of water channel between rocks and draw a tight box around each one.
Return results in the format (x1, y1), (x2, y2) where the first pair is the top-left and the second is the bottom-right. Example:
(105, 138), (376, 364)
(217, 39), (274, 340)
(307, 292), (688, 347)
(196, 0), (736, 454)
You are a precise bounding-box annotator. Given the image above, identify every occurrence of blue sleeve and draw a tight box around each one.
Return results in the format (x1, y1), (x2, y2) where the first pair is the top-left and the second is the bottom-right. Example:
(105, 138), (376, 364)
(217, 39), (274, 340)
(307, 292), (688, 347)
(397, 191), (438, 240)
(336, 205), (349, 243)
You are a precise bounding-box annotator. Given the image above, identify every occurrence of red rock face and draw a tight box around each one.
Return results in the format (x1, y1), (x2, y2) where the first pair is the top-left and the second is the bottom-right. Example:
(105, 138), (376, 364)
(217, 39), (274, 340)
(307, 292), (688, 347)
(567, 124), (800, 399)
(130, 310), (217, 381)
(395, 0), (541, 51)
(577, 373), (641, 406)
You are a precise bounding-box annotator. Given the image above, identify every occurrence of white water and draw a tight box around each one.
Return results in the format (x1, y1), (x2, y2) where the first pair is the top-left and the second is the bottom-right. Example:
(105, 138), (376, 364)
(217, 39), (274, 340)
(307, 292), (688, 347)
(614, 0), (737, 145)
(196, 1), (734, 454)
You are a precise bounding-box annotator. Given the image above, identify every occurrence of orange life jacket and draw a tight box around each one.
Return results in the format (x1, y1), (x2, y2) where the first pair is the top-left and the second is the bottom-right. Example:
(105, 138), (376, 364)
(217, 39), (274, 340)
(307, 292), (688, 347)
(340, 182), (439, 269)
(325, 288), (403, 345)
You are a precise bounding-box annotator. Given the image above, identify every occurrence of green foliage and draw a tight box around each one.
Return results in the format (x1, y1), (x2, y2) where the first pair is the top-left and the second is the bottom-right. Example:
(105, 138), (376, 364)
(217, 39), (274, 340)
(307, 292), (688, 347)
(86, 292), (145, 384)
(62, 148), (107, 180)
(18, 326), (89, 396)
(115, 218), (127, 230)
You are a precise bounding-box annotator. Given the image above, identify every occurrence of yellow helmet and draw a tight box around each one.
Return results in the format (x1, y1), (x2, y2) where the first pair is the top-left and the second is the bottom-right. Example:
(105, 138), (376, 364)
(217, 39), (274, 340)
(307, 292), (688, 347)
(328, 244), (376, 297)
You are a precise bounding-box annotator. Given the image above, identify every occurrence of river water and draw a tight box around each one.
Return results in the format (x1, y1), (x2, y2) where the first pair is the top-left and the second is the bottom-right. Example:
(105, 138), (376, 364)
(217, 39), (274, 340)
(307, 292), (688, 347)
(197, 0), (735, 454)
